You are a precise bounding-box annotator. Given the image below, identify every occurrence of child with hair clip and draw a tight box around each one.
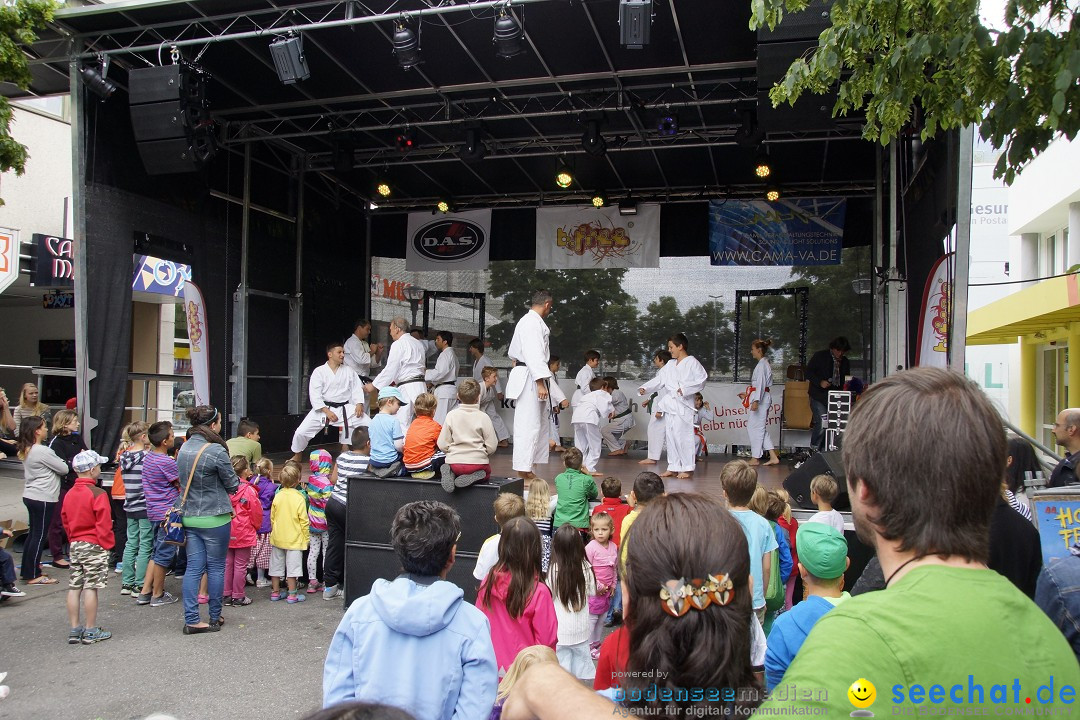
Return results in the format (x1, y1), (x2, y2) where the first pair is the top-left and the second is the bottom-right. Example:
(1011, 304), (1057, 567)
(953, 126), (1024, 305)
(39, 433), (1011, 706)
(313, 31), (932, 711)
(249, 457), (277, 588)
(489, 645), (559, 720)
(225, 456), (262, 606)
(525, 478), (554, 573)
(305, 449), (334, 594)
(546, 524), (597, 680)
(479, 516), (558, 674)
(585, 512), (617, 659)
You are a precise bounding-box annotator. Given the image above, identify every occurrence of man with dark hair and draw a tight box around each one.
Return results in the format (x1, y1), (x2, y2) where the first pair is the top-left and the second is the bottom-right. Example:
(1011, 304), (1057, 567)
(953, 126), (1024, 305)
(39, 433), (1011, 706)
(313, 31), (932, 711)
(759, 368), (1079, 714)
(805, 336), (852, 451)
(1049, 408), (1080, 487)
(344, 319), (382, 382)
(426, 330), (459, 425)
(292, 342), (367, 462)
(323, 500), (497, 717)
(507, 289), (555, 479)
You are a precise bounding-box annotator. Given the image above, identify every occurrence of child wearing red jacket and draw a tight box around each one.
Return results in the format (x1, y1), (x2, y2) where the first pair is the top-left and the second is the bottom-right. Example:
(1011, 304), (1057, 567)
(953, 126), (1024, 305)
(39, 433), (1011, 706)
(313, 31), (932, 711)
(226, 456), (263, 607)
(61, 450), (116, 645)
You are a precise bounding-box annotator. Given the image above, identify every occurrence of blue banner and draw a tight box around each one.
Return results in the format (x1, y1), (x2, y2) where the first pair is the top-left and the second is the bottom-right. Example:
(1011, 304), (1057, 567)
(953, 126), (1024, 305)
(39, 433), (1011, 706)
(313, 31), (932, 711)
(132, 255), (191, 296)
(708, 198), (846, 266)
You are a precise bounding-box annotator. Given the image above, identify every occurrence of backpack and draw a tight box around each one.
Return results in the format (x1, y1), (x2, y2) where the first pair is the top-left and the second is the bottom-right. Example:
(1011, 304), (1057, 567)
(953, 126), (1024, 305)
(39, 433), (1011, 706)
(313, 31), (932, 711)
(764, 523), (784, 612)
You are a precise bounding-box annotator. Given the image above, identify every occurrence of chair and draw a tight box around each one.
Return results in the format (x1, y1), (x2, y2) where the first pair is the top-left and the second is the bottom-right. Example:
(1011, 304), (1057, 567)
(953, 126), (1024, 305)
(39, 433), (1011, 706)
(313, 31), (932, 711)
(780, 378), (813, 452)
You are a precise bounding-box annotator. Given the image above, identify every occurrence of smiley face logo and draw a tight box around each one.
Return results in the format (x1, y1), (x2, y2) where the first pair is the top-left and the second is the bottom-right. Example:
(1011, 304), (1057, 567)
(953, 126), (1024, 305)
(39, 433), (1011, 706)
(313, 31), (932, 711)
(848, 678), (876, 716)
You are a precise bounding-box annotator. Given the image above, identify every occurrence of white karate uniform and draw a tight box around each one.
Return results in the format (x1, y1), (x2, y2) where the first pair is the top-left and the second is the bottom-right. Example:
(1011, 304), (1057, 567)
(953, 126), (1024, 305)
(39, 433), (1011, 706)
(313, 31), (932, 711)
(472, 355), (502, 390)
(426, 347), (460, 425)
(479, 384), (510, 442)
(639, 364), (673, 462)
(747, 357), (774, 458)
(507, 309), (552, 473)
(600, 388), (636, 452)
(343, 333), (375, 378)
(572, 390), (613, 471)
(548, 373), (567, 444)
(291, 363), (368, 453)
(640, 356), (707, 473)
(571, 364), (594, 408)
(371, 334), (428, 434)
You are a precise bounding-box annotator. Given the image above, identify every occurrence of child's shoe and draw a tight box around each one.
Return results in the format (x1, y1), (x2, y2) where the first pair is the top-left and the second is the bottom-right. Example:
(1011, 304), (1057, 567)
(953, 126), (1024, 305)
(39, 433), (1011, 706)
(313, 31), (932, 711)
(81, 627), (112, 644)
(114, 562), (122, 574)
(307, 581), (322, 594)
(256, 578), (272, 588)
(286, 592), (306, 603)
(232, 596), (253, 606)
(120, 584), (136, 596)
(1, 584), (25, 598)
(68, 626), (83, 645)
(270, 591), (283, 601)
(197, 594), (209, 604)
(440, 464), (456, 493)
(323, 584), (342, 600)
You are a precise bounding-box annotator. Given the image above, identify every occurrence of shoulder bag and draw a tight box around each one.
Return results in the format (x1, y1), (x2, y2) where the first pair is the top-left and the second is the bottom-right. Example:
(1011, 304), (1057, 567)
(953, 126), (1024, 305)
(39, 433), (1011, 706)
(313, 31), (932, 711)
(162, 443), (210, 546)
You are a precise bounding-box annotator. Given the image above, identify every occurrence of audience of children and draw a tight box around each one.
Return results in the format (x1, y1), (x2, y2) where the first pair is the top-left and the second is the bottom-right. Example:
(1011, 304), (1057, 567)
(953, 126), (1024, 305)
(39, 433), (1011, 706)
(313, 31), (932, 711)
(402, 393), (445, 478)
(552, 448), (599, 538)
(306, 450), (335, 594)
(270, 463), (310, 603)
(474, 493), (526, 582)
(225, 456), (262, 606)
(806, 474), (845, 534)
(437, 378), (498, 493)
(546, 524), (596, 680)
(249, 457), (278, 588)
(571, 377), (613, 475)
(524, 478), (554, 573)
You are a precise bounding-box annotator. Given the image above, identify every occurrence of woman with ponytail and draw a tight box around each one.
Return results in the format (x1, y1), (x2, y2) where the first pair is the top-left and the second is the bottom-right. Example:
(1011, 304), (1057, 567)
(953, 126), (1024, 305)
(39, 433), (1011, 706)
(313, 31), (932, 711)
(176, 405), (239, 635)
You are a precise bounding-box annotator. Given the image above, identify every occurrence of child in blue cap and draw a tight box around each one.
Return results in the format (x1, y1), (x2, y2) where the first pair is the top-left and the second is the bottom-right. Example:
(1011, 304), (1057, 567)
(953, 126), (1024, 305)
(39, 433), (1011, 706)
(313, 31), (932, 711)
(368, 387), (409, 477)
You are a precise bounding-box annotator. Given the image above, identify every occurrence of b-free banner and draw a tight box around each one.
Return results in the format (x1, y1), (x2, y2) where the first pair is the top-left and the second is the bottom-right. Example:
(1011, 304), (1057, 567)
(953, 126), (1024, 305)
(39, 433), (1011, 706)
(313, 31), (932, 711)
(709, 198), (846, 266)
(536, 204), (660, 269)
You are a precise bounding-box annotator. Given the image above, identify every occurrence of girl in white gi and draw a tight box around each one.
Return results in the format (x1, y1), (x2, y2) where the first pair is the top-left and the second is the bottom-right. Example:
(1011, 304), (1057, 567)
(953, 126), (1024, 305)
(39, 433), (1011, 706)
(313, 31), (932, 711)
(743, 338), (780, 466)
(637, 334), (708, 479)
(638, 350), (671, 466)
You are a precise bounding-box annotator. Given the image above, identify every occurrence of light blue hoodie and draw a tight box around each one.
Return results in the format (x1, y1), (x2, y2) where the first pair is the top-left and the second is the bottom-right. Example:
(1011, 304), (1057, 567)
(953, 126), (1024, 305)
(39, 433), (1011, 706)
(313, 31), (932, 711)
(323, 575), (498, 720)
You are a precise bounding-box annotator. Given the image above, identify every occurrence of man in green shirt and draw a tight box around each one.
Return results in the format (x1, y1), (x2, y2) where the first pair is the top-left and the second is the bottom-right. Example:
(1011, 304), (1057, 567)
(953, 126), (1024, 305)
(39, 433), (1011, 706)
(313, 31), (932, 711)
(760, 368), (1080, 715)
(225, 418), (262, 465)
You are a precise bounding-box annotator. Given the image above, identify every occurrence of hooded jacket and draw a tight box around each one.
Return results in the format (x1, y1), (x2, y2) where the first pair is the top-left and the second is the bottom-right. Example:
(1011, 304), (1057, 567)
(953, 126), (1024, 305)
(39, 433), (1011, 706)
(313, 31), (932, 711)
(764, 592), (850, 690)
(323, 575), (497, 720)
(228, 479), (262, 549)
(478, 569), (558, 672)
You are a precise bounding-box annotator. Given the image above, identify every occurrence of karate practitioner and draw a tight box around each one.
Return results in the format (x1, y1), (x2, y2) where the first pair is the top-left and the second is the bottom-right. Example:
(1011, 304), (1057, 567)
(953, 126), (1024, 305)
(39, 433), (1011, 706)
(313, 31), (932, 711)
(469, 338), (509, 446)
(506, 289), (554, 479)
(572, 377), (613, 475)
(742, 338), (780, 466)
(425, 330), (459, 425)
(411, 328), (439, 361)
(638, 334), (707, 479)
(343, 318), (382, 381)
(365, 316), (427, 434)
(600, 376), (636, 456)
(291, 341), (368, 461)
(638, 349), (671, 466)
(572, 350), (600, 407)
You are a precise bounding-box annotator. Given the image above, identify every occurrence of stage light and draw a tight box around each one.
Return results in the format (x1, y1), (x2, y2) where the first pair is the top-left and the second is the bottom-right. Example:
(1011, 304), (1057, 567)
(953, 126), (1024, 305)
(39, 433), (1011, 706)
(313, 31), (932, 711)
(376, 180), (392, 197)
(396, 127), (417, 152)
(754, 150), (771, 179)
(555, 159), (573, 189)
(493, 9), (525, 58)
(765, 185), (781, 202)
(269, 34), (310, 84)
(459, 127), (486, 162)
(619, 197), (638, 216)
(393, 20), (421, 69)
(79, 57), (116, 100)
(657, 114), (678, 137)
(581, 120), (607, 157)
(591, 191), (607, 208)
(619, 0), (653, 49)
(436, 199), (451, 213)
(345, 1), (358, 21)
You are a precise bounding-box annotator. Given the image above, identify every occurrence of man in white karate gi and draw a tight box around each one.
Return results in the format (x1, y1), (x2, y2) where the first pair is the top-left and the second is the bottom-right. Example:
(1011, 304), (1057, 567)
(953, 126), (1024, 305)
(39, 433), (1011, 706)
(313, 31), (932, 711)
(291, 341), (368, 461)
(365, 316), (428, 434)
(506, 290), (554, 480)
(343, 318), (382, 381)
(425, 330), (459, 425)
(638, 333), (707, 478)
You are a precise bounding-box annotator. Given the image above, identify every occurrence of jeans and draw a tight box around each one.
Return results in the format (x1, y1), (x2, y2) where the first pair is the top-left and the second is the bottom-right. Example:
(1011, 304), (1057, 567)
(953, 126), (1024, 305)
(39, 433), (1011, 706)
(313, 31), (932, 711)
(0, 547), (15, 585)
(121, 518), (154, 587)
(181, 521), (231, 625)
(47, 485), (70, 559)
(21, 498), (55, 581)
(605, 580), (623, 623)
(809, 397), (828, 450)
(1035, 554), (1080, 661)
(324, 499), (347, 588)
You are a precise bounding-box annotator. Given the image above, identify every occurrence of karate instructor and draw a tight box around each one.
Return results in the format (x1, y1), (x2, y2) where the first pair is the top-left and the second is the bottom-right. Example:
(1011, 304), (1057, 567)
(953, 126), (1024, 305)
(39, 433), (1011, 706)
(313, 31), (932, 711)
(365, 316), (428, 434)
(291, 341), (367, 461)
(506, 289), (554, 480)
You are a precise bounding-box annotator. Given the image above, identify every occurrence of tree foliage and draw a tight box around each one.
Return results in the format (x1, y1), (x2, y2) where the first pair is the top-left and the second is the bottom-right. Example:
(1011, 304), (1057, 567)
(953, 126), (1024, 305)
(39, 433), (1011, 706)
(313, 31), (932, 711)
(752, 0), (1080, 183)
(0, 1), (57, 195)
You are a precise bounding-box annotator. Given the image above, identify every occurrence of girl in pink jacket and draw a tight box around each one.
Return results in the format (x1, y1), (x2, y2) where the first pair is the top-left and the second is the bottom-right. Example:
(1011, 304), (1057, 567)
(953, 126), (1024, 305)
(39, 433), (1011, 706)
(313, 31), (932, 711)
(226, 456), (262, 606)
(478, 516), (558, 673)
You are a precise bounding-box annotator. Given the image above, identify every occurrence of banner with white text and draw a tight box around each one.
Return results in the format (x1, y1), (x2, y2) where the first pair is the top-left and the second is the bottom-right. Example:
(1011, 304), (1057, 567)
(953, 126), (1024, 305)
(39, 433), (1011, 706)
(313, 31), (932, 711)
(405, 209), (491, 271)
(708, 198), (846, 266)
(535, 204), (660, 269)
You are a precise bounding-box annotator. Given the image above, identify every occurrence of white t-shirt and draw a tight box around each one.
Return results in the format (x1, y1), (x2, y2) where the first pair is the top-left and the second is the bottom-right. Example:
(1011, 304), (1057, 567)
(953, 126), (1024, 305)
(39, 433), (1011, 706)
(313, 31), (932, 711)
(807, 509), (846, 535)
(473, 533), (500, 581)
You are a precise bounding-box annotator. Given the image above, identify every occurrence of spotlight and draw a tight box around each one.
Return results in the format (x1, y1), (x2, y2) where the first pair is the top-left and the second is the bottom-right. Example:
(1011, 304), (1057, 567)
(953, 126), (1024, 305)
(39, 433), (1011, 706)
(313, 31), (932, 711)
(754, 150), (771, 179)
(765, 185), (781, 202)
(657, 114), (678, 137)
(591, 191), (607, 208)
(269, 34), (310, 84)
(436, 198), (456, 214)
(460, 127), (486, 162)
(581, 120), (607, 157)
(376, 180), (392, 198)
(619, 0), (653, 49)
(555, 159), (573, 189)
(618, 197), (638, 216)
(396, 127), (418, 152)
(79, 57), (116, 100)
(393, 19), (421, 69)
(493, 8), (525, 58)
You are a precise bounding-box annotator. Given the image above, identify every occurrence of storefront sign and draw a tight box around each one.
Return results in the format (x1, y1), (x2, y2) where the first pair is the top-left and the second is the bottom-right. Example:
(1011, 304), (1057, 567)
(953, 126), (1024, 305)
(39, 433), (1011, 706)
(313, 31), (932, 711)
(32, 233), (75, 287)
(132, 255), (192, 297)
(0, 227), (17, 295)
(42, 291), (74, 309)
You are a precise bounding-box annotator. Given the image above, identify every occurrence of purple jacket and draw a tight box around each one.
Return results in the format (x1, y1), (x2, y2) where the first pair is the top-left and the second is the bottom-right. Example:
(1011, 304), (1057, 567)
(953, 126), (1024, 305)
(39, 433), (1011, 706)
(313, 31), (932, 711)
(252, 474), (278, 534)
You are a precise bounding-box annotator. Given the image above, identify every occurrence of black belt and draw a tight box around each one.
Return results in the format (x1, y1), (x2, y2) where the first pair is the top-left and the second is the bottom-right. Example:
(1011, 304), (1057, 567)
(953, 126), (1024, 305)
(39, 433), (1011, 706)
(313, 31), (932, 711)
(437, 382), (456, 388)
(397, 377), (426, 386)
(613, 409), (632, 419)
(324, 400), (353, 438)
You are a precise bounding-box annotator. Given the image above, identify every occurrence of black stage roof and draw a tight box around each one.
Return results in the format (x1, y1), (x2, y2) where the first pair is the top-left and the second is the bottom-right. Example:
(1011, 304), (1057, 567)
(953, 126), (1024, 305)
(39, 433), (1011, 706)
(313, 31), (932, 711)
(16, 0), (877, 211)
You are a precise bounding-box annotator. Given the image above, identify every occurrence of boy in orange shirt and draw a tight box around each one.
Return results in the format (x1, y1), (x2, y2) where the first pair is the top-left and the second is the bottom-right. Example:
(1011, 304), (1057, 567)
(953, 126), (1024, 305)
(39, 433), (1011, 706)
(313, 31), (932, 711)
(403, 392), (445, 479)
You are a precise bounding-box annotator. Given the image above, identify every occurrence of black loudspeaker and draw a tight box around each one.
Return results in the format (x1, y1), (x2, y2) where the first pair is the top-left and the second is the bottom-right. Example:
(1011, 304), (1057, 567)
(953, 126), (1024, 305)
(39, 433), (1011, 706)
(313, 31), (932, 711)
(756, 0), (832, 42)
(346, 474), (523, 554)
(757, 41), (838, 132)
(344, 543), (480, 606)
(128, 64), (215, 175)
(783, 450), (849, 511)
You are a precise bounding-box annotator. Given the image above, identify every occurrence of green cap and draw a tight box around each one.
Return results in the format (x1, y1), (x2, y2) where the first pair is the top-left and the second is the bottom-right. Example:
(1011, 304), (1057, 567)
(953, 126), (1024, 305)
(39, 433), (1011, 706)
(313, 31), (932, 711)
(796, 522), (848, 579)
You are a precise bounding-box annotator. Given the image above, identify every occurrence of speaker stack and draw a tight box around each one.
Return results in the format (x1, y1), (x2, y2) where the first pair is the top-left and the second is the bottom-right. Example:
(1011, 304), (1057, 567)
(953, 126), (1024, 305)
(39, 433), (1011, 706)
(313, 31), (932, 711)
(783, 450), (850, 511)
(128, 64), (216, 175)
(756, 0), (838, 132)
(344, 474), (524, 605)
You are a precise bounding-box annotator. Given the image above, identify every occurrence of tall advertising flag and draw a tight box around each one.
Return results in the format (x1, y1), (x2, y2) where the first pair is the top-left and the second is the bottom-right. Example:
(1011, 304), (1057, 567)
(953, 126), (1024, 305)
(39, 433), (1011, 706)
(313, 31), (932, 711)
(183, 281), (211, 406)
(915, 253), (953, 368)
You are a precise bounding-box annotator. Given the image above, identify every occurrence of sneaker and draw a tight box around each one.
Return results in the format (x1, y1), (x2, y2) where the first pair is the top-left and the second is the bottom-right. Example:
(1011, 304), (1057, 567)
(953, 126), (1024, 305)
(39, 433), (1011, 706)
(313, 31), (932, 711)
(455, 470), (488, 488)
(307, 582), (322, 594)
(120, 584), (135, 596)
(232, 596), (252, 606)
(323, 584), (342, 601)
(81, 627), (112, 644)
(222, 597), (234, 607)
(440, 464), (456, 493)
(150, 591), (179, 607)
(114, 563), (123, 574)
(287, 592), (306, 603)
(411, 470), (436, 480)
(1, 584), (25, 598)
(68, 626), (83, 645)
(135, 592), (152, 605)
(256, 578), (272, 588)
(270, 591), (283, 601)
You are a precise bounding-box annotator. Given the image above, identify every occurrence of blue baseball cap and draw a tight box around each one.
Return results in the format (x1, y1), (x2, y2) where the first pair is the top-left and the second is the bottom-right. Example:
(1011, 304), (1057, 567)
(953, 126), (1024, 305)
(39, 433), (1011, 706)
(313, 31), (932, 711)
(378, 386), (408, 404)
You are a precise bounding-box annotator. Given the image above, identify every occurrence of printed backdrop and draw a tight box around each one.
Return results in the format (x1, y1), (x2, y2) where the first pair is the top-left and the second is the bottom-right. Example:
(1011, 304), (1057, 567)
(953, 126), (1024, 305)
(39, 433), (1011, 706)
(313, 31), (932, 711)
(536, 203), (660, 269)
(406, 209), (491, 271)
(708, 198), (846, 266)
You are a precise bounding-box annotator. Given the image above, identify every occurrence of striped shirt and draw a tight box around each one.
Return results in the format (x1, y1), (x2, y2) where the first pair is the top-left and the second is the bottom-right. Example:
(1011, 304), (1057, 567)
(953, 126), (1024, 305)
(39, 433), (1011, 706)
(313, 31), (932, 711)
(331, 452), (369, 506)
(120, 449), (149, 518)
(142, 450), (180, 522)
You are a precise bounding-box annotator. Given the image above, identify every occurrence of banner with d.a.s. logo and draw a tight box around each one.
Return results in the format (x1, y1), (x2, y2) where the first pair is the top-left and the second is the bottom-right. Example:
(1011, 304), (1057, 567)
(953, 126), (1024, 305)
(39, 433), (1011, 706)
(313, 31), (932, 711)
(535, 204), (660, 269)
(406, 209), (491, 271)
